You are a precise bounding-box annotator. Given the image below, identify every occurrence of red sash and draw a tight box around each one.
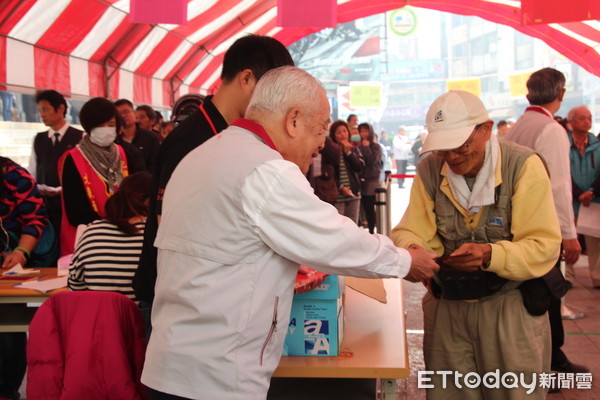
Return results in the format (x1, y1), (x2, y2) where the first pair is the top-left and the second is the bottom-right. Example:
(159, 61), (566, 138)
(525, 106), (553, 119)
(58, 144), (129, 255)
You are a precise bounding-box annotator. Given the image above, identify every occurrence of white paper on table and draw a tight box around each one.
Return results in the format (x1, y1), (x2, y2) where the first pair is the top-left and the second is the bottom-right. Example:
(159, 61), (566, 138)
(37, 184), (62, 194)
(2, 264), (40, 276)
(576, 202), (600, 238)
(57, 254), (73, 277)
(14, 276), (67, 293)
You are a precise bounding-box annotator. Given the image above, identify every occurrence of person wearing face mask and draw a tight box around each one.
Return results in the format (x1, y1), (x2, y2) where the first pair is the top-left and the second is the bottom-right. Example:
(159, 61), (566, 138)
(323, 120), (364, 224)
(58, 97), (128, 256)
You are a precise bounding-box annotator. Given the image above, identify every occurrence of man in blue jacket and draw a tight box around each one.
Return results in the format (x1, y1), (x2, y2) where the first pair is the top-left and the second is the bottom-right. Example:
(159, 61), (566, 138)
(567, 105), (600, 288)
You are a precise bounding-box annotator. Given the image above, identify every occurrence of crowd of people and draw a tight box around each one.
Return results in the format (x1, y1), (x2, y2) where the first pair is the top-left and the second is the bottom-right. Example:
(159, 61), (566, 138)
(0, 33), (598, 400)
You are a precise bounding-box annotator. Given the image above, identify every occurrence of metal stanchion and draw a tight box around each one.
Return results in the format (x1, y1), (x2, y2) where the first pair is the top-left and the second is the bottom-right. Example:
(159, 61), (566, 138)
(375, 175), (393, 237)
(375, 187), (388, 236)
(560, 260), (586, 320)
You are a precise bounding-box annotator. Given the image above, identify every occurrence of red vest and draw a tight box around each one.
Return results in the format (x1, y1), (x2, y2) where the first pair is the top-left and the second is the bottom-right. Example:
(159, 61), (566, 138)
(58, 144), (129, 255)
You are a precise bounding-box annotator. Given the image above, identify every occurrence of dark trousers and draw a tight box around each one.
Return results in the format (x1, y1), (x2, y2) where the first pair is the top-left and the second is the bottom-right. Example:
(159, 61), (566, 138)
(361, 195), (376, 234)
(0, 332), (27, 400)
(395, 159), (408, 187)
(147, 387), (194, 400)
(139, 300), (153, 343)
(549, 293), (568, 368)
(547, 257), (568, 369)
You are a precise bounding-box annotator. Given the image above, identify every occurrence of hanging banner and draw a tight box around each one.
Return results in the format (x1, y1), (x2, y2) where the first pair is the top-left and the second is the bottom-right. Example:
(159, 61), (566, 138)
(277, 0), (336, 28)
(521, 0), (599, 25)
(350, 82), (381, 107)
(130, 0), (187, 25)
(446, 78), (481, 98)
(509, 71), (532, 98)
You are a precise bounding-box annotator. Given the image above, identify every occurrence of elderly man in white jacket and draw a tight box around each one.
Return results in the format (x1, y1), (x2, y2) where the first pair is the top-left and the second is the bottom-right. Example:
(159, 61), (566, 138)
(142, 66), (439, 400)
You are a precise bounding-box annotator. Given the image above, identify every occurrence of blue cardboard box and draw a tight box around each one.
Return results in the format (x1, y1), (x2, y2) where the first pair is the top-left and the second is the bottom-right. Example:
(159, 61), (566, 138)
(283, 276), (345, 356)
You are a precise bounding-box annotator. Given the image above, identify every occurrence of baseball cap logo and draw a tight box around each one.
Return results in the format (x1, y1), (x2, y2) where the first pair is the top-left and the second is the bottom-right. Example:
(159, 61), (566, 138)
(434, 110), (444, 123)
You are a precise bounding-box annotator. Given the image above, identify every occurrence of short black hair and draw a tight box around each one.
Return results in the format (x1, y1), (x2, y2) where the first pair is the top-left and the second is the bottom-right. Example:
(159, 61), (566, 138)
(114, 98), (134, 109)
(79, 97), (121, 134)
(35, 90), (67, 117)
(526, 68), (565, 106)
(220, 35), (294, 83)
(497, 120), (507, 128)
(347, 114), (358, 123)
(136, 105), (156, 121)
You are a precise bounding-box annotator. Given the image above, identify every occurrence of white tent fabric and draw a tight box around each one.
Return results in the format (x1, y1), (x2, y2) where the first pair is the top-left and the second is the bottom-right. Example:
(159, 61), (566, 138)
(0, 0), (598, 108)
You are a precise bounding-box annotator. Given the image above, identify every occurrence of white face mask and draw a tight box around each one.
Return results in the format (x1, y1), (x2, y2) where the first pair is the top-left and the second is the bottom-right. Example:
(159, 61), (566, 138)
(90, 126), (117, 147)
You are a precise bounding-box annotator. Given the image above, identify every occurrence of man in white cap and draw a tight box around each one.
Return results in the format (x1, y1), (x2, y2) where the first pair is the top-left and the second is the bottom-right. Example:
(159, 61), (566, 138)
(391, 90), (562, 399)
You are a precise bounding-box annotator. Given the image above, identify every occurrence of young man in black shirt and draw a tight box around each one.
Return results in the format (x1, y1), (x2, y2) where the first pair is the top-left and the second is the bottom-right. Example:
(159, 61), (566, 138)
(133, 35), (295, 333)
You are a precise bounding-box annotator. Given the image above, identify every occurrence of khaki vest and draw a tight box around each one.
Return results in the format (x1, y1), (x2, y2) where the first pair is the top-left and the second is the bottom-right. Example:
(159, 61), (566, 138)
(418, 141), (535, 298)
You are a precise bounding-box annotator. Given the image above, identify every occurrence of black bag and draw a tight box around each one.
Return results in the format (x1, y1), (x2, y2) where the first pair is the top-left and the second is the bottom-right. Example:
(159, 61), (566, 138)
(518, 277), (552, 316)
(433, 259), (507, 301)
(314, 174), (338, 204)
(313, 156), (338, 204)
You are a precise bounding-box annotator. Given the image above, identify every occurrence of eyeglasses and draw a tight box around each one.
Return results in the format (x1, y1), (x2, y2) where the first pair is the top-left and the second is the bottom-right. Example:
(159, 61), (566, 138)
(433, 125), (482, 156)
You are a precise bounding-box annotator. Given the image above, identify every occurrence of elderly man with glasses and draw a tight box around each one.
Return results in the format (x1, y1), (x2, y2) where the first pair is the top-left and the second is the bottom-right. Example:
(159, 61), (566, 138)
(391, 90), (562, 399)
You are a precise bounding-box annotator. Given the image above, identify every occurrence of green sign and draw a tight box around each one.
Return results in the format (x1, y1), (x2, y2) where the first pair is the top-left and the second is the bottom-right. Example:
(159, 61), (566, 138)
(389, 7), (418, 37)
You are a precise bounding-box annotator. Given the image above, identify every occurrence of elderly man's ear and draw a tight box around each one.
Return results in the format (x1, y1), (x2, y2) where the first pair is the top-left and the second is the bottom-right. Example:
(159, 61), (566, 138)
(285, 108), (301, 138)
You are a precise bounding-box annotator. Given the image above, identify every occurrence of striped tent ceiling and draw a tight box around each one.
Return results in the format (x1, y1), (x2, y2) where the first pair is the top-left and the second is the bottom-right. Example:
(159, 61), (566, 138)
(0, 0), (598, 108)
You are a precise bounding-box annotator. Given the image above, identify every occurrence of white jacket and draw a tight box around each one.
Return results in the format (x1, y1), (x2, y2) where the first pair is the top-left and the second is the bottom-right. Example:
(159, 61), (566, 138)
(141, 121), (411, 399)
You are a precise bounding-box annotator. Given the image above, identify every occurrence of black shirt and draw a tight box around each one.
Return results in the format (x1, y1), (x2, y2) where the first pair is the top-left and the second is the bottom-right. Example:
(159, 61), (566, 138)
(114, 137), (147, 174)
(134, 95), (228, 303)
(120, 125), (160, 173)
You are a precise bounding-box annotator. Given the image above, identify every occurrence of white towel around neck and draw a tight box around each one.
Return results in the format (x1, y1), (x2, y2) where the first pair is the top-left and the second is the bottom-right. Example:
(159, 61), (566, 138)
(446, 134), (499, 215)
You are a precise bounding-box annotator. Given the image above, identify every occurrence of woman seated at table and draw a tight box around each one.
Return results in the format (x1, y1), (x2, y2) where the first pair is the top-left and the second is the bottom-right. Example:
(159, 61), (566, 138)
(59, 97), (128, 256)
(0, 156), (52, 400)
(68, 172), (151, 301)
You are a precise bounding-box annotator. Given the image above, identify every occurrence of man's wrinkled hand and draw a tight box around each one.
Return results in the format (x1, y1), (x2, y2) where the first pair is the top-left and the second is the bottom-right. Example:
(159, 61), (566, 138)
(404, 247), (439, 282)
(443, 243), (492, 272)
(562, 238), (581, 265)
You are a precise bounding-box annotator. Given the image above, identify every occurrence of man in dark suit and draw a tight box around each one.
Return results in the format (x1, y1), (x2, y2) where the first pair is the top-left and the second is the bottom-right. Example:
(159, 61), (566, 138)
(29, 90), (83, 248)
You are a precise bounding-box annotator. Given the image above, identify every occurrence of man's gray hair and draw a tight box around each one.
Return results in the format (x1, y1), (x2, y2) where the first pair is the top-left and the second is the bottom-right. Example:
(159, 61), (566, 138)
(246, 66), (325, 118)
(526, 68), (565, 105)
(567, 105), (588, 122)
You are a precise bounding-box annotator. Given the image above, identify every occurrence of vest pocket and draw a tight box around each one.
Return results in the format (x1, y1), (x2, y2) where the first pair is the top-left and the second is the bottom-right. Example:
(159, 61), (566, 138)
(260, 296), (279, 366)
(485, 194), (511, 242)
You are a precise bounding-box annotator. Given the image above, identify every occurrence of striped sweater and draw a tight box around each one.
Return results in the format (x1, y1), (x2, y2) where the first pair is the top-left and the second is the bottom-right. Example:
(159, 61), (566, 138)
(68, 219), (145, 301)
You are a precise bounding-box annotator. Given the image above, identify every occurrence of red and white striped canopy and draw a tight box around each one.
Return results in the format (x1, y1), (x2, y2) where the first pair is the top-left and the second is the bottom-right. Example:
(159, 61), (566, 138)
(1, 0), (598, 109)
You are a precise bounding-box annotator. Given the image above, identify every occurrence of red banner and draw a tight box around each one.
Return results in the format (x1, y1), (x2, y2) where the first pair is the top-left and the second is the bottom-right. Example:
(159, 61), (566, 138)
(277, 0), (336, 28)
(130, 0), (187, 25)
(521, 0), (599, 25)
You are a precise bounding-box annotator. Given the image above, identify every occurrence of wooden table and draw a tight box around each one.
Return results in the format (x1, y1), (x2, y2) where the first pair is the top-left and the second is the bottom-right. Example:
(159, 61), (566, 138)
(0, 268), (66, 332)
(271, 278), (408, 399)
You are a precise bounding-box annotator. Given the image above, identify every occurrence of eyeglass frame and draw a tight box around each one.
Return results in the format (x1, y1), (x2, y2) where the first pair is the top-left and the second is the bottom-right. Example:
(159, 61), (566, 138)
(433, 123), (486, 156)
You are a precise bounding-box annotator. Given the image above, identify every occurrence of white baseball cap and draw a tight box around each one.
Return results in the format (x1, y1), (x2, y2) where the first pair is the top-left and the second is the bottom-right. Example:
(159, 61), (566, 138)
(420, 90), (489, 155)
